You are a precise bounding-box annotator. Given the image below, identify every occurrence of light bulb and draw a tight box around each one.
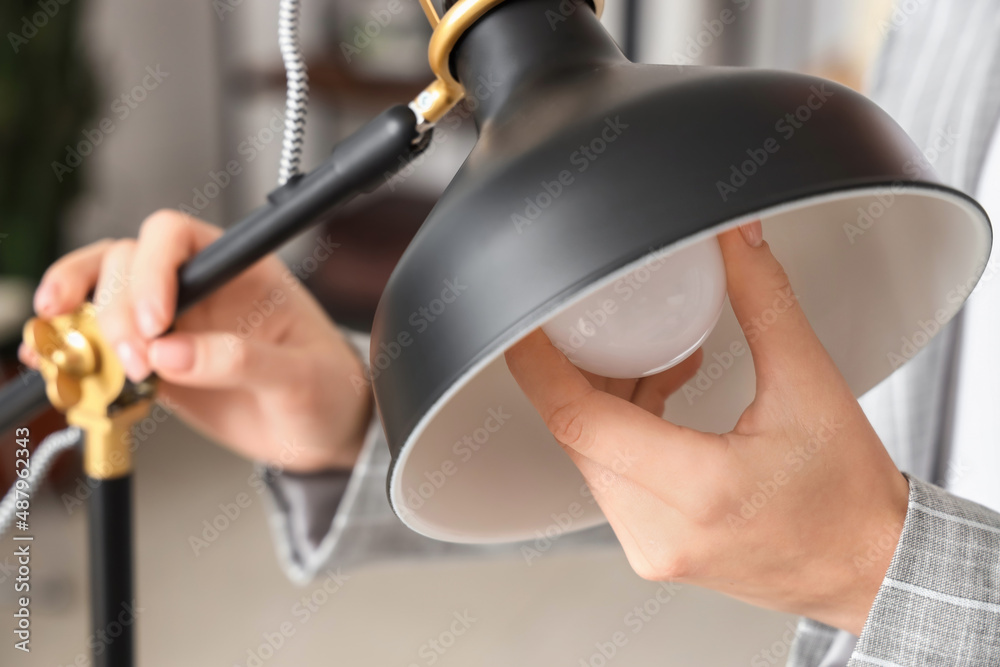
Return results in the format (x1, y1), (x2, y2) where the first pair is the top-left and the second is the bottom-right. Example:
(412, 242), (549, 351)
(542, 237), (727, 379)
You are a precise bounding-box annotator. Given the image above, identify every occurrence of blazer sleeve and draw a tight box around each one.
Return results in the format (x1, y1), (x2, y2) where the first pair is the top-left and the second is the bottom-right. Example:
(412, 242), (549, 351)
(258, 416), (486, 585)
(260, 414), (621, 584)
(258, 416), (380, 585)
(847, 474), (1000, 665)
(788, 475), (1000, 667)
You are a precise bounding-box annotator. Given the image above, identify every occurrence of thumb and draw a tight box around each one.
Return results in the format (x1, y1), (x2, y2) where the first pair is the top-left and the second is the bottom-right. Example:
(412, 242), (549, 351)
(717, 223), (829, 387)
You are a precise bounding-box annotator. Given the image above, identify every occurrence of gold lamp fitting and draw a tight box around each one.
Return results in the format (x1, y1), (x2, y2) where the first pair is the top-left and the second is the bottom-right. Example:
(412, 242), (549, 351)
(410, 0), (604, 124)
(24, 305), (155, 480)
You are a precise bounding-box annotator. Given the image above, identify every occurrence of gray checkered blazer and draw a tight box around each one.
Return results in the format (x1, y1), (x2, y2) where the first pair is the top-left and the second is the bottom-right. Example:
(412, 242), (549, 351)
(264, 1), (1000, 664)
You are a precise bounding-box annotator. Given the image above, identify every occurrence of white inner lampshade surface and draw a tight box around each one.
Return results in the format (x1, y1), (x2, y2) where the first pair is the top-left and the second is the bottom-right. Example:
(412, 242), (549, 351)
(390, 187), (991, 544)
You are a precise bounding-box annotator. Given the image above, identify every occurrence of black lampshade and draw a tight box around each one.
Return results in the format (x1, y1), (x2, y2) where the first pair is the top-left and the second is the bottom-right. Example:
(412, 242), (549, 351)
(370, 0), (992, 543)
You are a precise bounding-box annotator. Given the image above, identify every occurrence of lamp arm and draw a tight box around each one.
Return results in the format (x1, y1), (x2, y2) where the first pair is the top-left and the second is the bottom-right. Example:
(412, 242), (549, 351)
(177, 103), (426, 313)
(0, 103), (428, 433)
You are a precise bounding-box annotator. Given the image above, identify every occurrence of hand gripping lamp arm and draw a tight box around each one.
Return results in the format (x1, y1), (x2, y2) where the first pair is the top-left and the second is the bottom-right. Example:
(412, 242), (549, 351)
(0, 103), (428, 667)
(0, 102), (426, 438)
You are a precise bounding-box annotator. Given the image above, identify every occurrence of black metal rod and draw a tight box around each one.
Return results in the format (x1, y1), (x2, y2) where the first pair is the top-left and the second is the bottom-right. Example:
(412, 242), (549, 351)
(176, 104), (422, 315)
(0, 104), (423, 434)
(89, 475), (135, 667)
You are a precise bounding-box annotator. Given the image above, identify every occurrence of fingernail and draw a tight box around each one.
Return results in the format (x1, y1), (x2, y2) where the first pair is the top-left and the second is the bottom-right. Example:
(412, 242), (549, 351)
(116, 341), (150, 381)
(136, 300), (163, 339)
(34, 282), (60, 316)
(739, 221), (763, 248)
(149, 337), (195, 372)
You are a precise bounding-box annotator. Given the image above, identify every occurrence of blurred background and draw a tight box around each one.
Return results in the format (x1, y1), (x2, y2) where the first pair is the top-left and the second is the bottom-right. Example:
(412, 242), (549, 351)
(0, 0), (894, 664)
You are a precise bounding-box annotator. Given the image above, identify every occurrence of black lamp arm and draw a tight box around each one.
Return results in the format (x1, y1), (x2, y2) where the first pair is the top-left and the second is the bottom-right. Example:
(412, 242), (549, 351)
(0, 103), (428, 433)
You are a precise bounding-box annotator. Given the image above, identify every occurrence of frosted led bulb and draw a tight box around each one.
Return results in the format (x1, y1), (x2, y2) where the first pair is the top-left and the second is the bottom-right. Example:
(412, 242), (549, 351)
(542, 237), (727, 379)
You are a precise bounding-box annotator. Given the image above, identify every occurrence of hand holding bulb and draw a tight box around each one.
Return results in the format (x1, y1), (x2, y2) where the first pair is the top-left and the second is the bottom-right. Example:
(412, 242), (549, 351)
(507, 222), (909, 635)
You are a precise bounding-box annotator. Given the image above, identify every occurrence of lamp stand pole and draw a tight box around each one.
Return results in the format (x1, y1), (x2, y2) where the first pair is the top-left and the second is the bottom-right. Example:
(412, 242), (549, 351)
(89, 475), (135, 667)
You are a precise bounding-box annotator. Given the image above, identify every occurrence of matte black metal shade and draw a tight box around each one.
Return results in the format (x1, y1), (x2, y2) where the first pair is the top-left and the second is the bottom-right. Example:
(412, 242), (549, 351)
(371, 0), (992, 542)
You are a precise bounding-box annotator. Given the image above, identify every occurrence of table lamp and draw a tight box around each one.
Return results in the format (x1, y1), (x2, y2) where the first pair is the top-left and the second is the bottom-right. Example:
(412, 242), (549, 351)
(0, 1), (991, 664)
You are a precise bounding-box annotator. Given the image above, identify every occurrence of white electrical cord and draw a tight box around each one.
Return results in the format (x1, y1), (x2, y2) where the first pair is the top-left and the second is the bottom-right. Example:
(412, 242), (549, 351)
(277, 0), (309, 185)
(0, 426), (82, 539)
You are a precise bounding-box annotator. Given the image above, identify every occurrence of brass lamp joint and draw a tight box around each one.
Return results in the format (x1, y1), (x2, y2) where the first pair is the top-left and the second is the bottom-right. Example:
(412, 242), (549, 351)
(24, 304), (156, 480)
(410, 0), (605, 124)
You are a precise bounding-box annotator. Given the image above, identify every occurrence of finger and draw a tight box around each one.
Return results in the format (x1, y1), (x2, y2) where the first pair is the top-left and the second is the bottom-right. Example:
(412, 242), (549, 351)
(579, 371), (637, 399)
(92, 240), (149, 382)
(132, 210), (222, 339)
(505, 330), (723, 499)
(717, 225), (827, 386)
(630, 348), (703, 415)
(148, 331), (305, 391)
(18, 343), (39, 370)
(35, 239), (115, 317)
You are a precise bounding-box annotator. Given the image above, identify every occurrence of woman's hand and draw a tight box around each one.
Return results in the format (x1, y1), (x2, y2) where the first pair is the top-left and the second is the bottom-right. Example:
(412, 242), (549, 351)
(21, 210), (371, 473)
(505, 222), (908, 635)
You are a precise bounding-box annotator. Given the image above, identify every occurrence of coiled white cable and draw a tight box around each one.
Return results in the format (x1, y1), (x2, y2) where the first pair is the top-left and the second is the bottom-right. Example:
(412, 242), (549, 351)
(277, 0), (310, 185)
(0, 426), (82, 539)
